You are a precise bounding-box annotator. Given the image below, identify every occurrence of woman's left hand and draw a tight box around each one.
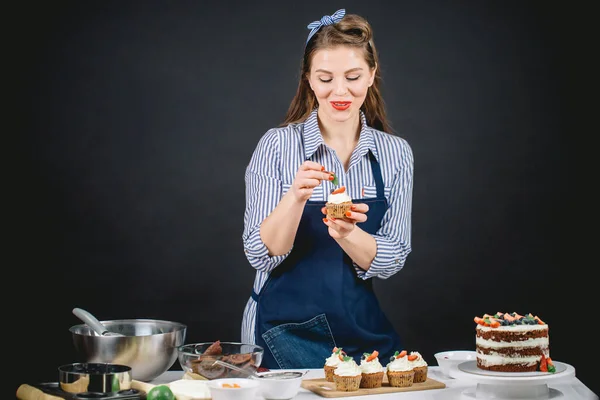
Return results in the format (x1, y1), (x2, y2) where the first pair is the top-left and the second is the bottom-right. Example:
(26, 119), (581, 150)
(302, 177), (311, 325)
(321, 203), (369, 239)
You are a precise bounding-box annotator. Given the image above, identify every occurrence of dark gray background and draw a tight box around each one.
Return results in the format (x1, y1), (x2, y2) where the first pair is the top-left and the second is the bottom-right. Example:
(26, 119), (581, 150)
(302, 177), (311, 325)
(11, 0), (596, 397)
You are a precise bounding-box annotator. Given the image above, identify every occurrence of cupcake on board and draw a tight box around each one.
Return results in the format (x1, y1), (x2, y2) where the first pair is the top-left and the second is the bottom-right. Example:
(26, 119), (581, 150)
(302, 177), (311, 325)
(359, 350), (384, 388)
(323, 347), (344, 382)
(333, 354), (362, 392)
(407, 351), (428, 383)
(325, 185), (352, 219)
(406, 351), (427, 383)
(386, 350), (415, 388)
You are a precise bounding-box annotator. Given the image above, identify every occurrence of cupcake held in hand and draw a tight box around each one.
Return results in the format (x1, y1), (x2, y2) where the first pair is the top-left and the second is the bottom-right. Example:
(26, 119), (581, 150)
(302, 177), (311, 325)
(325, 186), (353, 219)
(386, 350), (415, 388)
(324, 347), (344, 382)
(359, 350), (384, 388)
(407, 351), (428, 383)
(333, 355), (362, 392)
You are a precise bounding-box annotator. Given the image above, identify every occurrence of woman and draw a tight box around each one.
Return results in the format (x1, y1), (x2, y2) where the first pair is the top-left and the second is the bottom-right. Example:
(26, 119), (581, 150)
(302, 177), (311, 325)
(241, 9), (414, 369)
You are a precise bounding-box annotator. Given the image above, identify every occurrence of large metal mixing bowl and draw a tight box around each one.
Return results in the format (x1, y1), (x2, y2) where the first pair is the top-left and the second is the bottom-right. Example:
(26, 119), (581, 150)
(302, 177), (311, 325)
(69, 319), (187, 382)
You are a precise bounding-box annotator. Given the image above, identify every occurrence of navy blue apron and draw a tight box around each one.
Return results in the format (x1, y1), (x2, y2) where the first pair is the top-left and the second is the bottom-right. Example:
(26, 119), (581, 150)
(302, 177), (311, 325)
(252, 151), (402, 369)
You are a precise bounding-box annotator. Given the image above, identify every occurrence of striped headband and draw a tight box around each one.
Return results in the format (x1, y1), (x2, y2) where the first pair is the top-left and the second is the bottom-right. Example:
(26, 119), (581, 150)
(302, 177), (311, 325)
(305, 8), (346, 45)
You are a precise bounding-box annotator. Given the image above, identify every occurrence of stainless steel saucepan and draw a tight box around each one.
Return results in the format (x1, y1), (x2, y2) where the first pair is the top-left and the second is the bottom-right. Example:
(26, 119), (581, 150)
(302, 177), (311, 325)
(59, 362), (132, 394)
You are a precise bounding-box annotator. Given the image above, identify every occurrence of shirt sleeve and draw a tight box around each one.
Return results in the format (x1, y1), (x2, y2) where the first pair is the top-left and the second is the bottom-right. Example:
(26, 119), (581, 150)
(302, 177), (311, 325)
(356, 140), (414, 280)
(242, 129), (292, 272)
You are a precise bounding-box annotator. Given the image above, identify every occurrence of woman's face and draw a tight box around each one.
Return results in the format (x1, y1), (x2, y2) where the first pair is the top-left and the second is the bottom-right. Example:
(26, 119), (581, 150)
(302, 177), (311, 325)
(307, 46), (375, 124)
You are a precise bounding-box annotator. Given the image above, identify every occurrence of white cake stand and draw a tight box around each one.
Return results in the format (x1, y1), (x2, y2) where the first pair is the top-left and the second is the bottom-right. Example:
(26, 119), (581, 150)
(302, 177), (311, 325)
(449, 360), (576, 399)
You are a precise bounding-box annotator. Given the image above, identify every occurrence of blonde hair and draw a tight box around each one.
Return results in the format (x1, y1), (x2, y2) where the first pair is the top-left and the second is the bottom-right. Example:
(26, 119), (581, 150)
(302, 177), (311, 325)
(281, 13), (391, 133)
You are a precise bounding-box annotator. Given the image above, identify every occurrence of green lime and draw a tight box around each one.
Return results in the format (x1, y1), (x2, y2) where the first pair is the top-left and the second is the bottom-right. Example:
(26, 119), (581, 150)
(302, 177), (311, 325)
(146, 385), (175, 400)
(111, 375), (120, 392)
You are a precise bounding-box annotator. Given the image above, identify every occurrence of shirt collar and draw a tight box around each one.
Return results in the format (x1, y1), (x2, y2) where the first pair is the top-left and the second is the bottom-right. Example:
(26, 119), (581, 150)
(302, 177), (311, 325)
(303, 108), (379, 162)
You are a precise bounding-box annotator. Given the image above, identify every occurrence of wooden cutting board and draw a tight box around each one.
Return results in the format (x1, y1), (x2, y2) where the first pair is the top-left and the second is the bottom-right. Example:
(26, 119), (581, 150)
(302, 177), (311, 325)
(16, 377), (194, 400)
(15, 381), (154, 400)
(301, 375), (446, 397)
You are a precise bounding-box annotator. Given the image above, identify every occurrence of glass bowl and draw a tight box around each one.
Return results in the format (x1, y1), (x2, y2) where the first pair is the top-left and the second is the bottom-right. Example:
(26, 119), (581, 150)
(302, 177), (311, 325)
(177, 342), (264, 380)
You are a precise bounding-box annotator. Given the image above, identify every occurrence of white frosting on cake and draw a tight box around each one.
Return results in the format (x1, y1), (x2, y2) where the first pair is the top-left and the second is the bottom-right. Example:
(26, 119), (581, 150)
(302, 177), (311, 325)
(408, 351), (427, 368)
(476, 353), (546, 367)
(476, 324), (547, 333)
(325, 351), (342, 367)
(476, 336), (549, 349)
(327, 192), (352, 204)
(360, 357), (384, 374)
(387, 355), (412, 372)
(334, 359), (361, 376)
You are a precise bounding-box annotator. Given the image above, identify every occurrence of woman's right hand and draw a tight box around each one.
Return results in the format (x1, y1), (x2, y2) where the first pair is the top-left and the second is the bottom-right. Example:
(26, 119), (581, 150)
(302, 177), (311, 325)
(290, 161), (334, 202)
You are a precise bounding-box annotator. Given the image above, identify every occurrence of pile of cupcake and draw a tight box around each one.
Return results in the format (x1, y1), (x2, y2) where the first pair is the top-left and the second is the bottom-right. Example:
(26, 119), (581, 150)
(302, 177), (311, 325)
(323, 347), (428, 392)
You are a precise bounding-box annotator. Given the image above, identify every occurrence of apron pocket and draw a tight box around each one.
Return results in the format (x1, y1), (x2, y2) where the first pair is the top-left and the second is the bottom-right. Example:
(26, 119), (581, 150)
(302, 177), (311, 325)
(261, 313), (336, 369)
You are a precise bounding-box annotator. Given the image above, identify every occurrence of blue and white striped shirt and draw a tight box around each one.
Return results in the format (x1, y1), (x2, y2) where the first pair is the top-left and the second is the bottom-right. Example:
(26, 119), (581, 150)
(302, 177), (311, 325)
(241, 108), (414, 344)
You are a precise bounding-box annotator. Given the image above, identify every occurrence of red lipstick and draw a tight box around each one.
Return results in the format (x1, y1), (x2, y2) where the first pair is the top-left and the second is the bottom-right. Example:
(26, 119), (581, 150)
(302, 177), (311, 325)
(330, 101), (351, 111)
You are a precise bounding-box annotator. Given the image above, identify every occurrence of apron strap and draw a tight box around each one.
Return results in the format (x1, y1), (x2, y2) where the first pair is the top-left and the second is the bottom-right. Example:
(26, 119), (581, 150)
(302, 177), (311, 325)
(251, 290), (260, 302)
(368, 150), (385, 198)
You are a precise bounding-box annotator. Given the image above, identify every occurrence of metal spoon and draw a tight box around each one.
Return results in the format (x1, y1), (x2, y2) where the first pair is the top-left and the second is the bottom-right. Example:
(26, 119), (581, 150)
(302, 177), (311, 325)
(212, 360), (263, 379)
(213, 360), (308, 380)
(72, 307), (125, 337)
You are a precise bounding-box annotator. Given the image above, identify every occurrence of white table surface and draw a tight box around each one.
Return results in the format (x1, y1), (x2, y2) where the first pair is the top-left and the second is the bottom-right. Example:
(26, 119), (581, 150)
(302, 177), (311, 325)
(151, 367), (599, 400)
